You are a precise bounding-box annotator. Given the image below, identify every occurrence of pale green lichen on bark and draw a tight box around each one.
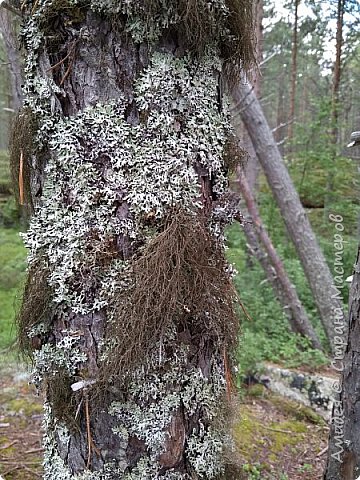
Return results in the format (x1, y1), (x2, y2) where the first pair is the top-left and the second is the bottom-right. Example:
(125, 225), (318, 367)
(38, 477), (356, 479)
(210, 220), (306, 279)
(23, 51), (231, 314)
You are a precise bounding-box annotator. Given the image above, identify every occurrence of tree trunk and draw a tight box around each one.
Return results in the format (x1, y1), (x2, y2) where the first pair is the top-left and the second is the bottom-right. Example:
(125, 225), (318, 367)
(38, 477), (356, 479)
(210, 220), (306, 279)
(242, 0), (263, 192)
(323, 247), (360, 480)
(325, 0), (345, 216)
(16, 2), (255, 479)
(253, 0), (264, 98)
(274, 71), (287, 155)
(331, 0), (345, 147)
(231, 80), (345, 352)
(288, 0), (300, 148)
(0, 7), (22, 111)
(236, 168), (322, 349)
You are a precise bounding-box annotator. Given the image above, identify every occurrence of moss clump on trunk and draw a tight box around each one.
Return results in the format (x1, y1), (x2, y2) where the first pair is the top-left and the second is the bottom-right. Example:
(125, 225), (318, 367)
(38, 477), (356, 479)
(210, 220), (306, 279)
(45, 370), (78, 429)
(9, 107), (38, 210)
(17, 262), (52, 358)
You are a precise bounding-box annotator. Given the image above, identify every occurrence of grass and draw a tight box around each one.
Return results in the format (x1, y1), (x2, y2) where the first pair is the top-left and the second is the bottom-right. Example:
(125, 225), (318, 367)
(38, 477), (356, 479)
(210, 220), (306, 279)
(0, 150), (11, 195)
(0, 227), (26, 350)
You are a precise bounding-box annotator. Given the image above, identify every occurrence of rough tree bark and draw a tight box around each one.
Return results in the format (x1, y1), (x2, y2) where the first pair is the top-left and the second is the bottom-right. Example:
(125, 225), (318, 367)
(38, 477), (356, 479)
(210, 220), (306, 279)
(14, 1), (255, 479)
(232, 81), (345, 352)
(236, 168), (322, 349)
(323, 246), (360, 480)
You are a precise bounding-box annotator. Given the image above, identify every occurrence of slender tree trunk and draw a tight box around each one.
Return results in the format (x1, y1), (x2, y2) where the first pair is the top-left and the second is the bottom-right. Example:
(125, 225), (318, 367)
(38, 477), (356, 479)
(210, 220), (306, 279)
(232, 80), (345, 352)
(331, 0), (345, 147)
(16, 2), (255, 478)
(326, 0), (345, 215)
(0, 8), (22, 111)
(323, 247), (360, 480)
(237, 169), (322, 349)
(253, 0), (264, 98)
(243, 0), (263, 192)
(231, 0), (321, 349)
(275, 71), (287, 155)
(287, 0), (300, 149)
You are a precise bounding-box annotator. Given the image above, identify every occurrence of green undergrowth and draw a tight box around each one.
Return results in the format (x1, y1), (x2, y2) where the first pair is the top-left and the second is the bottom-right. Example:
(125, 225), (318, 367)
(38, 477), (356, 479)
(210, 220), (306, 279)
(226, 222), (329, 377)
(226, 165), (358, 378)
(0, 227), (26, 351)
(7, 397), (43, 416)
(0, 150), (10, 193)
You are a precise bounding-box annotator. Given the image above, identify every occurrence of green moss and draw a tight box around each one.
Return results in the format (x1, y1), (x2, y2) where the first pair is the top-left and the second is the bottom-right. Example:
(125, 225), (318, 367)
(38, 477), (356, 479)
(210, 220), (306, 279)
(234, 404), (312, 463)
(0, 436), (17, 456)
(270, 395), (325, 425)
(233, 408), (265, 460)
(8, 398), (43, 416)
(269, 420), (306, 453)
(246, 384), (269, 398)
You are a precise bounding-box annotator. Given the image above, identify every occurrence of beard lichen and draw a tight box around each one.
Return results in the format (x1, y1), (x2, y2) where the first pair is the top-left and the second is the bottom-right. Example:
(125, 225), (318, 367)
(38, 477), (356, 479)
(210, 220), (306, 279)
(100, 209), (239, 385)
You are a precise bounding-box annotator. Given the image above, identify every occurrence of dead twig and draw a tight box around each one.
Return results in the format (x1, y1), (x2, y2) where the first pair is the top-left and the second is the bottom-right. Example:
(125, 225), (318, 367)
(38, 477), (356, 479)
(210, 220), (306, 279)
(224, 346), (234, 401)
(0, 440), (18, 450)
(48, 50), (73, 72)
(317, 445), (328, 457)
(2, 465), (21, 476)
(31, 0), (39, 14)
(24, 447), (44, 454)
(0, 460), (41, 465)
(261, 425), (303, 435)
(22, 465), (42, 477)
(85, 395), (91, 469)
(48, 39), (79, 87)
(19, 148), (24, 205)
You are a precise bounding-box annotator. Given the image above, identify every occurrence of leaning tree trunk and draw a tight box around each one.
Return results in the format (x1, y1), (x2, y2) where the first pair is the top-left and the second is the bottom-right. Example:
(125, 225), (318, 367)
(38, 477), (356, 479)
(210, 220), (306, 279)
(232, 81), (345, 352)
(14, 1), (254, 479)
(323, 246), (360, 480)
(236, 169), (322, 350)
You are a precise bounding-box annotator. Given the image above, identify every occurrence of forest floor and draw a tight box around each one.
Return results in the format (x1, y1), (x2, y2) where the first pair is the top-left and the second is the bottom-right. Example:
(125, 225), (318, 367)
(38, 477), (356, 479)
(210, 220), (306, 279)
(0, 361), (43, 480)
(0, 361), (328, 480)
(236, 384), (328, 479)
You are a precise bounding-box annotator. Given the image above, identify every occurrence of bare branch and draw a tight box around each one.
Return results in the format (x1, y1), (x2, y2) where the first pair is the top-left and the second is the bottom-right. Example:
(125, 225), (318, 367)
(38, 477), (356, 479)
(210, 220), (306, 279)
(272, 119), (295, 134)
(260, 51), (277, 66)
(276, 137), (288, 147)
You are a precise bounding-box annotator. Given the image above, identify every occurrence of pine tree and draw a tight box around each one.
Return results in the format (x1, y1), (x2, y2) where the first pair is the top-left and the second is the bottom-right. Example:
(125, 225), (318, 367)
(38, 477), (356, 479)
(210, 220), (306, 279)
(11, 1), (255, 478)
